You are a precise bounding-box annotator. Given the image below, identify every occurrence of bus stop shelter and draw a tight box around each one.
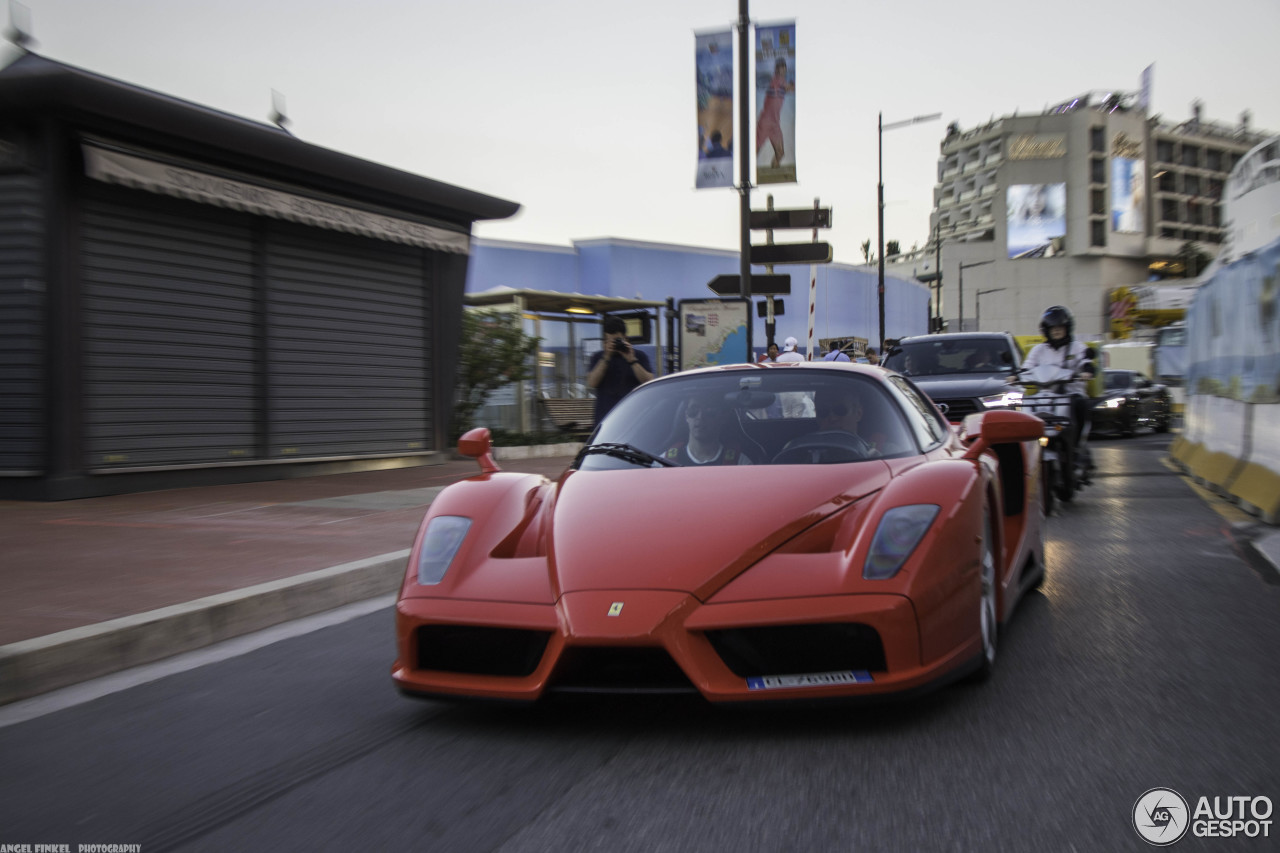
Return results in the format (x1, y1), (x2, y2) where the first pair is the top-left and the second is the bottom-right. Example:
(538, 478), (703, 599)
(463, 288), (668, 434)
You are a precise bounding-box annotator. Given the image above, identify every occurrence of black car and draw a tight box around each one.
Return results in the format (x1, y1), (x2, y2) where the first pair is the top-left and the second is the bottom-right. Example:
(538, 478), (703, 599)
(1090, 369), (1172, 436)
(882, 332), (1023, 421)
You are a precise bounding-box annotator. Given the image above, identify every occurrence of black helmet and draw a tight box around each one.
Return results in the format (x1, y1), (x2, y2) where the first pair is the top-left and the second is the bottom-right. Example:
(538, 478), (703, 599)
(1040, 305), (1074, 347)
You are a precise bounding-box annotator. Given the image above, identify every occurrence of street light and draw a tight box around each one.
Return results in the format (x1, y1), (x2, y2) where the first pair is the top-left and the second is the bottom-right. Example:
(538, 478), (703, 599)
(878, 111), (941, 351)
(957, 259), (995, 332)
(975, 287), (1006, 331)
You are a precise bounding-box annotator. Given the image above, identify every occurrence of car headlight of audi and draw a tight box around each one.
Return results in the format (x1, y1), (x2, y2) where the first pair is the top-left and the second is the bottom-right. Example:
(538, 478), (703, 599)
(417, 516), (472, 585)
(981, 390), (1022, 408)
(864, 505), (940, 580)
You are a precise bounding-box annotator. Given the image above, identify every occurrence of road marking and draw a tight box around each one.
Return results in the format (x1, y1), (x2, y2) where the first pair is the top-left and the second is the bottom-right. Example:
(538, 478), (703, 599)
(0, 595), (395, 729)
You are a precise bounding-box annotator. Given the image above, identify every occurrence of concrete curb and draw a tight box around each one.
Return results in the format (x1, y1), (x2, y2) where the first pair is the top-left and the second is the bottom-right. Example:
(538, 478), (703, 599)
(0, 550), (409, 705)
(1251, 529), (1280, 579)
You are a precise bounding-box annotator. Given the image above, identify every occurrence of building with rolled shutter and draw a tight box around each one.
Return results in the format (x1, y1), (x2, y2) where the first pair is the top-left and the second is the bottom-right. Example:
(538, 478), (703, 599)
(0, 52), (519, 499)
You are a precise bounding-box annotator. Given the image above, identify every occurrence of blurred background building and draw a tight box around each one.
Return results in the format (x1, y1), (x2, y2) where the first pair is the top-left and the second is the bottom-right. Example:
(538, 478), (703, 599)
(887, 90), (1274, 342)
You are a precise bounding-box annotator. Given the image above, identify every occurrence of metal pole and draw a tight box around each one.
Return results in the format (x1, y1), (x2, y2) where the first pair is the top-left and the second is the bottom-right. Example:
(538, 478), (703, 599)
(737, 0), (751, 338)
(975, 287), (1005, 332)
(877, 112), (939, 349)
(876, 112), (885, 352)
(933, 223), (942, 332)
(958, 260), (995, 333)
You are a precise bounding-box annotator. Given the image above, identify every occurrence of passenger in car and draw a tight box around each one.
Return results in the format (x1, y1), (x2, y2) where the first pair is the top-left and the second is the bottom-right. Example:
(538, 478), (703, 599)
(662, 394), (755, 466)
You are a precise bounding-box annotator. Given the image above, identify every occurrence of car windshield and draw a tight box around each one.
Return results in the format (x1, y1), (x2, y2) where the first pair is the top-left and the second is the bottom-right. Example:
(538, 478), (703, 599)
(576, 369), (919, 469)
(882, 339), (1011, 376)
(1105, 371), (1134, 390)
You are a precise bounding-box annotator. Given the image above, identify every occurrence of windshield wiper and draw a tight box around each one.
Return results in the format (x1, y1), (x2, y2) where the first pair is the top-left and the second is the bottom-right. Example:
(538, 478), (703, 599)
(577, 442), (677, 468)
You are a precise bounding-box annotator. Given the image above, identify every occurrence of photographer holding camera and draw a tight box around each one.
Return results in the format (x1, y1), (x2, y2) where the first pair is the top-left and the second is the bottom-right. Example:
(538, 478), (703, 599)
(586, 315), (653, 424)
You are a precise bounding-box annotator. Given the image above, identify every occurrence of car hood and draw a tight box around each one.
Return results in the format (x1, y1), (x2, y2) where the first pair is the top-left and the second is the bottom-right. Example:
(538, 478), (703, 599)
(1095, 387), (1131, 399)
(547, 462), (891, 598)
(905, 372), (1009, 398)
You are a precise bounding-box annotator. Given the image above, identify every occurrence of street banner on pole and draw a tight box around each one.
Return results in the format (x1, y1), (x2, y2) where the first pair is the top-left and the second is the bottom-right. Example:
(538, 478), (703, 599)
(754, 22), (796, 186)
(695, 30), (734, 189)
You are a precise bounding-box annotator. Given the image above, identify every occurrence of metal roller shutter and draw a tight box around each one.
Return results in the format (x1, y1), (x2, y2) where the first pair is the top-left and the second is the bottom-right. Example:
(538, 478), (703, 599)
(81, 196), (257, 469)
(0, 174), (45, 473)
(266, 225), (429, 458)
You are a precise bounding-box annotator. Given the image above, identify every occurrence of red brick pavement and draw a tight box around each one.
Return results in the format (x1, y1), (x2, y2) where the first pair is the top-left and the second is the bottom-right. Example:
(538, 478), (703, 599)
(0, 454), (576, 646)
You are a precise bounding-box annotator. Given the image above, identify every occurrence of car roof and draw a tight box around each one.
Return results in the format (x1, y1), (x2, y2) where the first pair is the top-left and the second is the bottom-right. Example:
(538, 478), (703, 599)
(896, 332), (1015, 342)
(662, 361), (888, 379)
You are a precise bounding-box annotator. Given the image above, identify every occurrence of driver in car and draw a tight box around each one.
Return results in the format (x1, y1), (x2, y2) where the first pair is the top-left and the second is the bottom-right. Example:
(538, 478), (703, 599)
(814, 388), (873, 454)
(662, 394), (754, 466)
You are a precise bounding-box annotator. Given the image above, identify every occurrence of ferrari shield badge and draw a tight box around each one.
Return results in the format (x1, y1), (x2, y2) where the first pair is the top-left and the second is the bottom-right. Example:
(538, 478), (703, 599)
(608, 602), (624, 616)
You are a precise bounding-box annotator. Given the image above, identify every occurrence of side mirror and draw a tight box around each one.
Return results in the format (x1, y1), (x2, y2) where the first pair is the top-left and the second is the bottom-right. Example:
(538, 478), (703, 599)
(961, 409), (1044, 459)
(458, 427), (500, 475)
(1083, 346), (1098, 360)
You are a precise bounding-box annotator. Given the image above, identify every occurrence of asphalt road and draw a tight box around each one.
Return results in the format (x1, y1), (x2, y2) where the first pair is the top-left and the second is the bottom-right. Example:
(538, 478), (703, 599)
(2, 432), (1278, 852)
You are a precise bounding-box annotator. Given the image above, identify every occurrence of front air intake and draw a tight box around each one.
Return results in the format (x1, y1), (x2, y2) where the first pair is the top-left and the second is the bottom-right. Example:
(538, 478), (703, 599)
(415, 625), (550, 677)
(705, 623), (887, 678)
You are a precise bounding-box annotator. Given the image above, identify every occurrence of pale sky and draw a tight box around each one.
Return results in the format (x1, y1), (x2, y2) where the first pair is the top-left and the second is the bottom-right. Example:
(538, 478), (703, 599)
(6, 0), (1278, 266)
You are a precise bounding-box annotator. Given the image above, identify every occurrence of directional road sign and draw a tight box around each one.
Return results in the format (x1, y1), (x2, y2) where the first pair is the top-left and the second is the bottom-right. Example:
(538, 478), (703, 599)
(707, 273), (792, 295)
(749, 208), (832, 230)
(749, 242), (832, 266)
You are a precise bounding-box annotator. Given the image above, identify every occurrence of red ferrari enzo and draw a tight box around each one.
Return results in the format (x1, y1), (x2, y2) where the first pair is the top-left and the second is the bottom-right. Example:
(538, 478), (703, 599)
(392, 362), (1046, 703)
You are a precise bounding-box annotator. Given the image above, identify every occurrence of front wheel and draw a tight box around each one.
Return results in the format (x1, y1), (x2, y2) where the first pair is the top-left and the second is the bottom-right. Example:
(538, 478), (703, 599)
(1041, 458), (1056, 515)
(1054, 440), (1076, 503)
(969, 506), (999, 682)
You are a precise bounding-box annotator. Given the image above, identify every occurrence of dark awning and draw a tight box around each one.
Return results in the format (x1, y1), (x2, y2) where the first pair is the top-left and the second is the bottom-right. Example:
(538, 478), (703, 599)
(0, 52), (520, 227)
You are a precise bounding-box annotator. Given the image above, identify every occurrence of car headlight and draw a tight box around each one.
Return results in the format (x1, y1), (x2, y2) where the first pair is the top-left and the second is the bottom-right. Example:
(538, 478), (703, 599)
(417, 516), (471, 585)
(1101, 397), (1124, 408)
(864, 505), (939, 580)
(981, 390), (1022, 408)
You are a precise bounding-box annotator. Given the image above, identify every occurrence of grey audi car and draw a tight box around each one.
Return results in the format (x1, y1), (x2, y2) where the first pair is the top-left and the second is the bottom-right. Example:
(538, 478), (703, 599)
(882, 332), (1024, 422)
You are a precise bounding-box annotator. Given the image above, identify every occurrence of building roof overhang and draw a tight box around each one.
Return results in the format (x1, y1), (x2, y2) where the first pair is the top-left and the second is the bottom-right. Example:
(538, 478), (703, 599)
(0, 52), (520, 226)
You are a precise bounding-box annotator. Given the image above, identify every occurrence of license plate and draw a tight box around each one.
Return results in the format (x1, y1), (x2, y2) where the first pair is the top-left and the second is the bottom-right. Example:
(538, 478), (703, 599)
(746, 670), (874, 690)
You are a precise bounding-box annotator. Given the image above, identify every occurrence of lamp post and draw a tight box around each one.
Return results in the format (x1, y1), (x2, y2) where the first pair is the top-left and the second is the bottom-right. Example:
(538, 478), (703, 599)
(878, 111), (941, 351)
(957, 259), (995, 332)
(975, 287), (1006, 332)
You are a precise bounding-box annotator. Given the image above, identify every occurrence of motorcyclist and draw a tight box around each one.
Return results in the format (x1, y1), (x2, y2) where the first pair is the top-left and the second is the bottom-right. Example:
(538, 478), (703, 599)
(1021, 305), (1095, 478)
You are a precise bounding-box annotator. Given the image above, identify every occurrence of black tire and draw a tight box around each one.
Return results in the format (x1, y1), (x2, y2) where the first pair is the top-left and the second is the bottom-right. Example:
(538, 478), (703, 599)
(1155, 398), (1171, 433)
(1121, 410), (1136, 438)
(1041, 458), (1056, 515)
(1054, 441), (1076, 503)
(970, 506), (999, 682)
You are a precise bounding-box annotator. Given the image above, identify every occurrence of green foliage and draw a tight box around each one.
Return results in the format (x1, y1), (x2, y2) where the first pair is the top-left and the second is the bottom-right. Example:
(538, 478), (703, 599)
(452, 310), (541, 440)
(485, 429), (579, 447)
(886, 239), (901, 257)
(860, 239), (872, 263)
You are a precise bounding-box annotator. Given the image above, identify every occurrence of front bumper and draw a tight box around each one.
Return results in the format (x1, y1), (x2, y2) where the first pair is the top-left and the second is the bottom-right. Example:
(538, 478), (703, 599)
(391, 589), (981, 703)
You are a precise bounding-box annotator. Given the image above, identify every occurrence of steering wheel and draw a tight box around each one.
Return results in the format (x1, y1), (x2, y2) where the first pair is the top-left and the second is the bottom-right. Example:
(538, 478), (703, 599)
(772, 430), (874, 465)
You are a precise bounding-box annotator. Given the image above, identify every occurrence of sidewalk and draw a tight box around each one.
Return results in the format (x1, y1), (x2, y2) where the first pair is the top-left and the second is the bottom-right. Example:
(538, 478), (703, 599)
(0, 448), (579, 705)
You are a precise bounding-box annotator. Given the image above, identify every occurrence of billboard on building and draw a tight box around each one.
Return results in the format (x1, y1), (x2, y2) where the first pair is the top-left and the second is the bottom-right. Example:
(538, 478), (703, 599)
(754, 22), (796, 185)
(695, 30), (734, 189)
(1111, 157), (1146, 233)
(1006, 183), (1066, 258)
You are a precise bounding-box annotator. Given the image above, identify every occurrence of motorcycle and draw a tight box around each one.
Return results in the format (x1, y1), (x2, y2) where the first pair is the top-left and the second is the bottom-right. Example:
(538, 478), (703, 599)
(1011, 356), (1095, 509)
